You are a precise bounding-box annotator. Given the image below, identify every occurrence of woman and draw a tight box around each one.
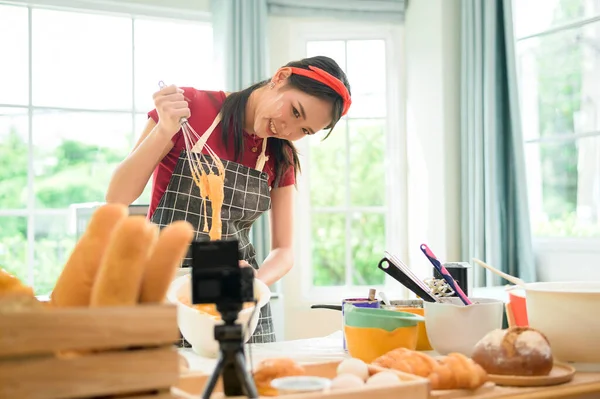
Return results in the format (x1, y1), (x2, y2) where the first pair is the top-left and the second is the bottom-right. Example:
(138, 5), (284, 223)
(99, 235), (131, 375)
(106, 56), (351, 344)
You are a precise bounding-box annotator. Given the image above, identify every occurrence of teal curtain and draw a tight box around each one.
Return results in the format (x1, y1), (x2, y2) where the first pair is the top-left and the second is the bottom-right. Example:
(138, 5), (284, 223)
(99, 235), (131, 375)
(460, 0), (537, 286)
(267, 0), (407, 22)
(210, 0), (271, 264)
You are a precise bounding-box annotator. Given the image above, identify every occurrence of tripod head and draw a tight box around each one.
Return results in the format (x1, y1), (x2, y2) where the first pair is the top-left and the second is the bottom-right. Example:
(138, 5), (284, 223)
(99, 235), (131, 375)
(216, 303), (243, 325)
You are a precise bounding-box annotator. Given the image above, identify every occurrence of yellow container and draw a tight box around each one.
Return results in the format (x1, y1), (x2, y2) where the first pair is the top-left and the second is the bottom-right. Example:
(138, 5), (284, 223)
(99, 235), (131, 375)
(384, 306), (432, 351)
(344, 324), (418, 363)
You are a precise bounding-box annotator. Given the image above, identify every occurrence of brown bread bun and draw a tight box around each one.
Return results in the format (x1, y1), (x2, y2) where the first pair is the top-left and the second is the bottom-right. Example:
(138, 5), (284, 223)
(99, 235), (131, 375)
(471, 327), (553, 376)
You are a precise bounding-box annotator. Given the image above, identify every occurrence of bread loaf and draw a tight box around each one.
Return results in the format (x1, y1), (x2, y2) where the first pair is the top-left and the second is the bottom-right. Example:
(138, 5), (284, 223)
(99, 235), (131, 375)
(471, 327), (553, 376)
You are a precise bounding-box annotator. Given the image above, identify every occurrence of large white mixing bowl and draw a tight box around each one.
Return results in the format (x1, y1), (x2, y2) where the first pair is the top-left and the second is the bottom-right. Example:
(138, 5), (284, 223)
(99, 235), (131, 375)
(167, 274), (271, 358)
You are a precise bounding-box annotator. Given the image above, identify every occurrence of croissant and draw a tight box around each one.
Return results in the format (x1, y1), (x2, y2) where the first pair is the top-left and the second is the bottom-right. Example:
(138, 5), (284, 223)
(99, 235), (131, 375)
(372, 348), (488, 390)
(372, 348), (438, 377)
(429, 353), (488, 390)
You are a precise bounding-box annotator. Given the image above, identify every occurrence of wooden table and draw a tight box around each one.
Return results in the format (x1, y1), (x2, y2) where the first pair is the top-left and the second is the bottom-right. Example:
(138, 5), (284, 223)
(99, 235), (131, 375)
(445, 372), (600, 399)
(180, 332), (600, 399)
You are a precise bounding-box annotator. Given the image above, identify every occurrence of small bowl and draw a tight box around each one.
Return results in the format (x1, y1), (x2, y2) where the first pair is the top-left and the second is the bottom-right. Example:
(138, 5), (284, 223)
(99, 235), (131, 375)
(270, 376), (332, 394)
(343, 305), (424, 362)
(424, 297), (504, 356)
(166, 274), (271, 358)
(344, 305), (425, 330)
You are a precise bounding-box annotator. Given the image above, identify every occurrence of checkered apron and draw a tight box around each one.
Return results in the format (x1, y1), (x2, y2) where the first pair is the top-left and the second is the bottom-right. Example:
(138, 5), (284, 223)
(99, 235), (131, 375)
(150, 114), (276, 346)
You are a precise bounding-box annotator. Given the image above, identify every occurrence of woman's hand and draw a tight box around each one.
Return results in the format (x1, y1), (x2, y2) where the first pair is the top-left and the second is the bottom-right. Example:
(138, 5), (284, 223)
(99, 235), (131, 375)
(152, 84), (191, 138)
(239, 260), (257, 276)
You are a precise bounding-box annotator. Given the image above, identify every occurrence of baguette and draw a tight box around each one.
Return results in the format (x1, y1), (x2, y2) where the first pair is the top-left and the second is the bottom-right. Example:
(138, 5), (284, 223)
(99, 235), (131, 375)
(50, 204), (128, 307)
(139, 220), (195, 303)
(90, 216), (157, 307)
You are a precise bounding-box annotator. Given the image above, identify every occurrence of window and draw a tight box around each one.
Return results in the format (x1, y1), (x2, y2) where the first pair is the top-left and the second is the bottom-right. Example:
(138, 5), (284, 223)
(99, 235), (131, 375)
(513, 0), (600, 238)
(290, 24), (405, 300)
(0, 3), (217, 294)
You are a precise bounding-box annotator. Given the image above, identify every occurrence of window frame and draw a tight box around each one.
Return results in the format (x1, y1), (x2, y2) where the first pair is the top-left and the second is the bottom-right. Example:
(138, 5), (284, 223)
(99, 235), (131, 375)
(512, 5), (600, 254)
(287, 21), (408, 304)
(3, 0), (211, 22)
(0, 1), (214, 289)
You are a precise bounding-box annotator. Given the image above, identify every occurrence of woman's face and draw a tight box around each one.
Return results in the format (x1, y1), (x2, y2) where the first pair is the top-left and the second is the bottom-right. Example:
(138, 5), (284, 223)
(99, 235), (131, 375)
(252, 68), (334, 141)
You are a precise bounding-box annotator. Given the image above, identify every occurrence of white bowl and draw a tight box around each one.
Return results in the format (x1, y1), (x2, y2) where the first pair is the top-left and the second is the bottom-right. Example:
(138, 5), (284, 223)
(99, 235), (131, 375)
(525, 281), (600, 364)
(424, 297), (504, 357)
(167, 274), (271, 358)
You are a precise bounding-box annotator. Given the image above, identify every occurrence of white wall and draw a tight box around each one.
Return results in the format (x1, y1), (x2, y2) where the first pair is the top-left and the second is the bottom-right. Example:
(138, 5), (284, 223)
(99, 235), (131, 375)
(269, 0), (463, 340)
(268, 16), (347, 341)
(535, 239), (600, 281)
(404, 0), (462, 282)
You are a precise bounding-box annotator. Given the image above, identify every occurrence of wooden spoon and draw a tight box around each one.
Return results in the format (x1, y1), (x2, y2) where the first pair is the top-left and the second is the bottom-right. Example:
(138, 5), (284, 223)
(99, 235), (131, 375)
(472, 258), (526, 287)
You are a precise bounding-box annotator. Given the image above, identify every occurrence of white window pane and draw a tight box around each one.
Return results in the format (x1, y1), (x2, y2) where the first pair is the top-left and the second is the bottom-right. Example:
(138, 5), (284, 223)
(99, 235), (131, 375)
(133, 114), (155, 206)
(0, 5), (28, 105)
(308, 122), (347, 207)
(34, 211), (75, 295)
(134, 19), (216, 113)
(0, 216), (28, 286)
(351, 212), (385, 285)
(306, 40), (346, 70)
(311, 212), (346, 286)
(349, 119), (386, 207)
(347, 93), (386, 118)
(516, 20), (600, 142)
(526, 136), (600, 238)
(513, 0), (600, 39)
(32, 111), (132, 208)
(0, 108), (29, 209)
(347, 40), (386, 95)
(32, 9), (132, 109)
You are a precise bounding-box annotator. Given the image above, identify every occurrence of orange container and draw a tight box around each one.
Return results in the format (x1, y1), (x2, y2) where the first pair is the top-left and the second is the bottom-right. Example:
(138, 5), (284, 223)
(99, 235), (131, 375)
(344, 324), (418, 363)
(508, 289), (528, 327)
(383, 306), (432, 351)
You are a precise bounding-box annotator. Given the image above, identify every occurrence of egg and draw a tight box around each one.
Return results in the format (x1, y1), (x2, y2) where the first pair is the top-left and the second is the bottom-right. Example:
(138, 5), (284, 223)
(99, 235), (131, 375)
(366, 371), (399, 387)
(330, 373), (365, 390)
(336, 358), (369, 381)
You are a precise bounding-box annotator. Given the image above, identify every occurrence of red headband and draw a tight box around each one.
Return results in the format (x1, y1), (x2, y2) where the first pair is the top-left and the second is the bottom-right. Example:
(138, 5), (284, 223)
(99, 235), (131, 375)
(289, 66), (352, 117)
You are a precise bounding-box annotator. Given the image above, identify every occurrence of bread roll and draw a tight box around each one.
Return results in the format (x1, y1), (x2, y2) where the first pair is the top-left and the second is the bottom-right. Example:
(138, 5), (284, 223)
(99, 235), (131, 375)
(90, 216), (157, 307)
(471, 327), (553, 376)
(50, 204), (128, 307)
(252, 358), (306, 396)
(139, 220), (195, 303)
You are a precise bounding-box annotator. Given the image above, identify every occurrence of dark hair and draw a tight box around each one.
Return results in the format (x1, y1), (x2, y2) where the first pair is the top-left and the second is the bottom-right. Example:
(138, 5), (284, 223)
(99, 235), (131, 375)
(219, 56), (351, 187)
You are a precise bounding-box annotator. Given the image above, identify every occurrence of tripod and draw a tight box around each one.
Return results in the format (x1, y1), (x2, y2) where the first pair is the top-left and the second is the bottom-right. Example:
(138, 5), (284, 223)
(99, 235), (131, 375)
(201, 307), (258, 399)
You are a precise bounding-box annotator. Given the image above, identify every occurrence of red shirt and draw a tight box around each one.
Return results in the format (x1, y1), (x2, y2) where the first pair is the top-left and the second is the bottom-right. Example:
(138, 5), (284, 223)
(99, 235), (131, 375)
(147, 88), (295, 219)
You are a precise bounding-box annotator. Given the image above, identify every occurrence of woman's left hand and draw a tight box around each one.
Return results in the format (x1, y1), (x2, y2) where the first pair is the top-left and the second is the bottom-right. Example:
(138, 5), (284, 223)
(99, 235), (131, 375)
(239, 260), (257, 276)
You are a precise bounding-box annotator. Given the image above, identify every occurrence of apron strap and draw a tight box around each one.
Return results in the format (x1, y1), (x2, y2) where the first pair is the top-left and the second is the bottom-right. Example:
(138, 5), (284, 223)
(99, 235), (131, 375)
(190, 113), (269, 172)
(190, 114), (222, 154)
(254, 136), (269, 172)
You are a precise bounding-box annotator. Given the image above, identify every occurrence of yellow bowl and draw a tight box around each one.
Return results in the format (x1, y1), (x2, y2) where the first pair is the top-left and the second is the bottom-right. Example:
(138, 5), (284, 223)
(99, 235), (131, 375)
(384, 306), (432, 351)
(344, 325), (418, 363)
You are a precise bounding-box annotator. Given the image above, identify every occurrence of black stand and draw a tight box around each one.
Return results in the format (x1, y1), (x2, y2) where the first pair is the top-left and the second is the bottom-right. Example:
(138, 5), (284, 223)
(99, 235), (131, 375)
(201, 309), (258, 399)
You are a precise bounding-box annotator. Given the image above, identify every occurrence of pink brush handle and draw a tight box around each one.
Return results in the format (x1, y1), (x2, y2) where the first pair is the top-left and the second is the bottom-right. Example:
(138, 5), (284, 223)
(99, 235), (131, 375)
(421, 244), (472, 305)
